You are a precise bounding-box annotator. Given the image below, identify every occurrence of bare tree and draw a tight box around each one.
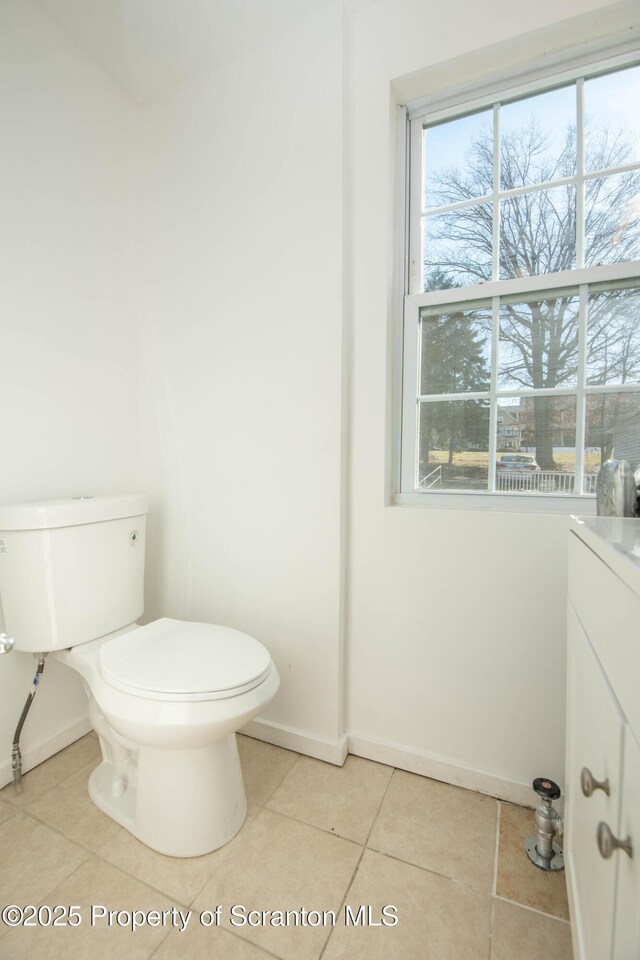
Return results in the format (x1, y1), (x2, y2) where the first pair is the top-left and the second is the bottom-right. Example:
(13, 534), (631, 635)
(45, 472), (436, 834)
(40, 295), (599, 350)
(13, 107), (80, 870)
(424, 118), (640, 468)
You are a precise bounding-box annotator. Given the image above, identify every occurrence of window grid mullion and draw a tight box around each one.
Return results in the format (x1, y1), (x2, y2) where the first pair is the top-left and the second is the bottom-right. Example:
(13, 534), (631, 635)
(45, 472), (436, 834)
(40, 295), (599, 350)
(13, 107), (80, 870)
(574, 284), (589, 495)
(576, 78), (585, 270)
(492, 104), (501, 283)
(409, 118), (423, 295)
(420, 160), (640, 218)
(401, 299), (421, 491)
(417, 383), (640, 402)
(488, 296), (500, 491)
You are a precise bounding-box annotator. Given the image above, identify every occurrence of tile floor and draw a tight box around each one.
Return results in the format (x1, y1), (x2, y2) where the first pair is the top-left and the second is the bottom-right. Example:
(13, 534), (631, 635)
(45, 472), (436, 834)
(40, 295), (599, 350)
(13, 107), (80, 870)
(0, 733), (572, 959)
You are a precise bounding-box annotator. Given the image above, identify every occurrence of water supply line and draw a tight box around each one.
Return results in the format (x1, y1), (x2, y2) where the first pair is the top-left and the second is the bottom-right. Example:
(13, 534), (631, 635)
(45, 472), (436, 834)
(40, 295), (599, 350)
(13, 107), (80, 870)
(11, 653), (47, 791)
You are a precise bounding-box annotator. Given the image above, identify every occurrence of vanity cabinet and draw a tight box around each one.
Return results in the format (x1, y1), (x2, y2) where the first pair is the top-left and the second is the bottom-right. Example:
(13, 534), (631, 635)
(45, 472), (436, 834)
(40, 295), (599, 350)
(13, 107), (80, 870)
(566, 519), (640, 960)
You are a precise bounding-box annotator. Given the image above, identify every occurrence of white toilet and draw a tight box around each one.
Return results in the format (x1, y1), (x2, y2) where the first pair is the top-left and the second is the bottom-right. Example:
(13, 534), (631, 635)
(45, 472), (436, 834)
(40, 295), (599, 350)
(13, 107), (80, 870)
(0, 494), (279, 857)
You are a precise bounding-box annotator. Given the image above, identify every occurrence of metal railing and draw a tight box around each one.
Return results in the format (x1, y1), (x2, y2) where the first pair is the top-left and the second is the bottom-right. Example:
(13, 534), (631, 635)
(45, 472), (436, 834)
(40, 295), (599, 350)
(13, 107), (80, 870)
(418, 465), (442, 489)
(496, 471), (598, 493)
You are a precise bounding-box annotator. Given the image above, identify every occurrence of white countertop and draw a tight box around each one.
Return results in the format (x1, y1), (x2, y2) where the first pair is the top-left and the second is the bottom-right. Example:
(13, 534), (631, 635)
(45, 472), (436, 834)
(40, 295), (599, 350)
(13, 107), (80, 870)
(571, 515), (640, 599)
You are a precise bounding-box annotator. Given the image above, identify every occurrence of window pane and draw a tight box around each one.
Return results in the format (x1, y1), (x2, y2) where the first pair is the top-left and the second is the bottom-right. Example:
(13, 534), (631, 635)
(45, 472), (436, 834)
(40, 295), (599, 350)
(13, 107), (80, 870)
(586, 391), (640, 473)
(585, 64), (640, 172)
(419, 400), (489, 490)
(423, 203), (493, 290)
(500, 185), (576, 278)
(587, 285), (640, 386)
(585, 171), (640, 267)
(423, 109), (493, 209)
(500, 85), (576, 189)
(496, 396), (577, 492)
(498, 293), (579, 390)
(420, 303), (491, 395)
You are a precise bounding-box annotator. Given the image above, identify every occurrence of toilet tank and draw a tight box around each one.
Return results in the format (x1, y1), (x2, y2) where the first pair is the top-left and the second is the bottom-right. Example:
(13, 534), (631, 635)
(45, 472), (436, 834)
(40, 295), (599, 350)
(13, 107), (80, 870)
(0, 494), (148, 653)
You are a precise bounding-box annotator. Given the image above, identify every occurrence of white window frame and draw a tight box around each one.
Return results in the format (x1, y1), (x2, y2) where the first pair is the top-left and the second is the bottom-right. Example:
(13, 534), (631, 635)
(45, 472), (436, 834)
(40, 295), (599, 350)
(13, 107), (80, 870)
(396, 45), (640, 512)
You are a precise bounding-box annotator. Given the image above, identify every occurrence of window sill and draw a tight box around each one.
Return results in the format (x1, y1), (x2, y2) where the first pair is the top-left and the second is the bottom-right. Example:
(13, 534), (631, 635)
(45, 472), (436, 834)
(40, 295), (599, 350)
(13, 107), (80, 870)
(393, 492), (598, 515)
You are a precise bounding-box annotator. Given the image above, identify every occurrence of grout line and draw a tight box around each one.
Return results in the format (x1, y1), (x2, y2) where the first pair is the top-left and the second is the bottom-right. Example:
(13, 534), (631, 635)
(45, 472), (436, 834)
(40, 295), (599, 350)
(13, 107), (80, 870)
(364, 844), (493, 896)
(492, 893), (571, 924)
(258, 802), (365, 847)
(488, 897), (496, 960)
(91, 847), (193, 913)
(492, 801), (501, 897)
(146, 917), (285, 960)
(363, 767), (396, 848)
(318, 765), (395, 960)
(13, 808), (95, 860)
(146, 923), (174, 959)
(0, 734), (100, 808)
(242, 741), (301, 808)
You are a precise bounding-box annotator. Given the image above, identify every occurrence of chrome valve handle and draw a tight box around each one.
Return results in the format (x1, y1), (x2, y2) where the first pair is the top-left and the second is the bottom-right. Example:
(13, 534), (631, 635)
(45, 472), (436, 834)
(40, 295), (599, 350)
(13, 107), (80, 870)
(597, 821), (633, 860)
(581, 767), (610, 797)
(0, 634), (15, 654)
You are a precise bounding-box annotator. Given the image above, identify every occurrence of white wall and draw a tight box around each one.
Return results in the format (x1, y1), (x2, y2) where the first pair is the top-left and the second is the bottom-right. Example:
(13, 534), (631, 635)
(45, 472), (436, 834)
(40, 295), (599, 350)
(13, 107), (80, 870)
(345, 0), (630, 801)
(0, 0), (138, 786)
(136, 3), (346, 755)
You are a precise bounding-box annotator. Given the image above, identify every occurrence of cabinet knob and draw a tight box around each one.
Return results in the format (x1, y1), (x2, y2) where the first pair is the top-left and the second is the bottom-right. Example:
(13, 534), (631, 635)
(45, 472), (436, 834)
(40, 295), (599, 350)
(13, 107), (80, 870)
(581, 767), (610, 797)
(597, 821), (633, 860)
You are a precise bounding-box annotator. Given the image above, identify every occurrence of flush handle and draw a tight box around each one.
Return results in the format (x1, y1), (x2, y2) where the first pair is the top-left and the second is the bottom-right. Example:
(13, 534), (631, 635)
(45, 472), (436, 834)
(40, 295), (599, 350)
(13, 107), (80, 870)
(581, 767), (610, 798)
(597, 822), (633, 860)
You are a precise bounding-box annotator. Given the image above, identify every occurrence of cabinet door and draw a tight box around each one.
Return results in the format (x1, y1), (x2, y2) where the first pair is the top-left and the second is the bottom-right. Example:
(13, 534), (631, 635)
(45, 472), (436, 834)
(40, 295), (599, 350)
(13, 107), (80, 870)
(566, 603), (625, 960)
(612, 728), (640, 958)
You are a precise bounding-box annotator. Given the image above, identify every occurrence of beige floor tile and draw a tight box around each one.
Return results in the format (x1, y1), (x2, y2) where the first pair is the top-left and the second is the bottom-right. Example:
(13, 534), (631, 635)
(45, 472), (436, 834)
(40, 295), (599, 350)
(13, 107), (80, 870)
(0, 798), (16, 825)
(26, 761), (120, 853)
(323, 848), (492, 960)
(491, 898), (572, 959)
(237, 735), (298, 805)
(367, 770), (497, 892)
(97, 803), (260, 905)
(193, 807), (361, 960)
(0, 734), (100, 808)
(496, 803), (569, 920)
(0, 813), (89, 905)
(0, 857), (179, 960)
(266, 755), (392, 843)
(154, 923), (276, 959)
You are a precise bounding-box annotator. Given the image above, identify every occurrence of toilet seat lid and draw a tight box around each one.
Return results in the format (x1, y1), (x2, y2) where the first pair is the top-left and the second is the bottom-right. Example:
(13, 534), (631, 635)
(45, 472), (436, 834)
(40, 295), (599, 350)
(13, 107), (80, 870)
(99, 618), (272, 700)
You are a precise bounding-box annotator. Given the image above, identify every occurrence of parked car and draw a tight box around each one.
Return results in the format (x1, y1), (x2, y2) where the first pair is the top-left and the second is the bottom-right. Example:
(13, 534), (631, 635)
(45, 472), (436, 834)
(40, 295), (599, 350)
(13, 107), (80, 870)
(496, 454), (540, 473)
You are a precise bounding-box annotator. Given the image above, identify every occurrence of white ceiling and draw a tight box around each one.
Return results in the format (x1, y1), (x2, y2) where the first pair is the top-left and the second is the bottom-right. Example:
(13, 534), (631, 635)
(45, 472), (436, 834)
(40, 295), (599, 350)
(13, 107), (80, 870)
(33, 0), (332, 103)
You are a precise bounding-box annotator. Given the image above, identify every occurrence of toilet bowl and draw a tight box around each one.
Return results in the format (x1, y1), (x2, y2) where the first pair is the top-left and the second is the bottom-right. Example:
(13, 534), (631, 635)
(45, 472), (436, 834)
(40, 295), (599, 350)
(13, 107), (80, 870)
(58, 618), (280, 857)
(0, 495), (280, 857)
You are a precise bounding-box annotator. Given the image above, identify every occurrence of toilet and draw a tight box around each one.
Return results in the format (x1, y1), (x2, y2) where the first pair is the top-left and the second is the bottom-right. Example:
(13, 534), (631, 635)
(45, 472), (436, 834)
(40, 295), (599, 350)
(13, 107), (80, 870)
(0, 494), (279, 857)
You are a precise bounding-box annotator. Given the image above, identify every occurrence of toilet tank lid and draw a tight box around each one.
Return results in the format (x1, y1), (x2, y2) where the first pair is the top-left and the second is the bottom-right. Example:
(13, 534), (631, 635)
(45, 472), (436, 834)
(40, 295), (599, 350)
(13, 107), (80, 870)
(0, 494), (148, 531)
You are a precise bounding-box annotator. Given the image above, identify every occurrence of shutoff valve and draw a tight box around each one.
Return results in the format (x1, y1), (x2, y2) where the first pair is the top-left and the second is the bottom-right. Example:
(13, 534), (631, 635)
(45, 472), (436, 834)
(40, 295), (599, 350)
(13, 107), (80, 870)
(524, 778), (564, 872)
(0, 634), (15, 655)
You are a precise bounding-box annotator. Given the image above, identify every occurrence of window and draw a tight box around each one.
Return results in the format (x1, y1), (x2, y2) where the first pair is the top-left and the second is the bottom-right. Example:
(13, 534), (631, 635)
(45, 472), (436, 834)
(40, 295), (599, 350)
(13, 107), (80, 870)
(400, 53), (640, 504)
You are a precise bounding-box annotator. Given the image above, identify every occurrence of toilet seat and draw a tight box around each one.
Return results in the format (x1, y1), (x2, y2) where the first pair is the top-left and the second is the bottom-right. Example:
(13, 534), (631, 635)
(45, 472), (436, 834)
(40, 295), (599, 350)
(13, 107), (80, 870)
(99, 617), (272, 702)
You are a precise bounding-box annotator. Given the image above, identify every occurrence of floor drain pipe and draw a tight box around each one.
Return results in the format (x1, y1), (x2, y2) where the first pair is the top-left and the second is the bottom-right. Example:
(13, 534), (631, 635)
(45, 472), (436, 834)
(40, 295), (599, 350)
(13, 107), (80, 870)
(11, 653), (47, 791)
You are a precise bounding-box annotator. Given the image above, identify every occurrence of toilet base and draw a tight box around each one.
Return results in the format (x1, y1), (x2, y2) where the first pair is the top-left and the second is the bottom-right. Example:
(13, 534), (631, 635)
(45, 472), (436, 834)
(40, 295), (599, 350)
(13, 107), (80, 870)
(88, 734), (248, 857)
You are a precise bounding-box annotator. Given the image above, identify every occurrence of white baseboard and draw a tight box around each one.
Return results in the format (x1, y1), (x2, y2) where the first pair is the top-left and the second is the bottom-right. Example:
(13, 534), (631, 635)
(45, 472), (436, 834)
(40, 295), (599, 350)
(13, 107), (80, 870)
(348, 732), (534, 807)
(241, 717), (348, 766)
(2, 713), (533, 808)
(240, 721), (532, 804)
(0, 715), (92, 790)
